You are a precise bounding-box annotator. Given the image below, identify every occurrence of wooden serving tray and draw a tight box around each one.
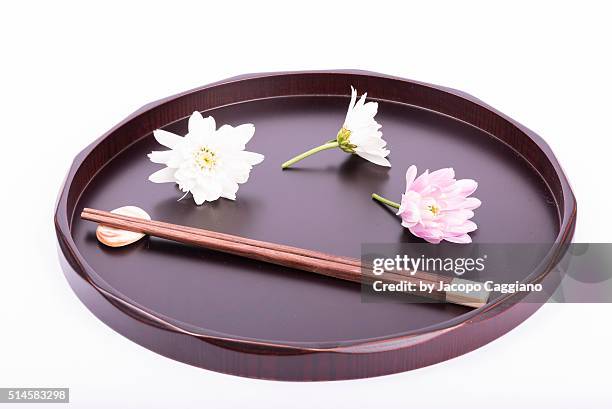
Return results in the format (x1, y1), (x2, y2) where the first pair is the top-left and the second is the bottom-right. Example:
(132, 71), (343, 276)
(54, 71), (576, 380)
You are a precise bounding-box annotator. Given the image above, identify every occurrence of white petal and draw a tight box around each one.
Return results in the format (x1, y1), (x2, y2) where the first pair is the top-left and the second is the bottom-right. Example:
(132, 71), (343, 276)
(174, 167), (197, 191)
(362, 101), (378, 118)
(234, 124), (255, 144)
(147, 150), (173, 164)
(217, 123), (255, 150)
(218, 174), (239, 200)
(355, 92), (368, 109)
(191, 190), (206, 205)
(148, 167), (176, 183)
(356, 133), (387, 152)
(361, 145), (389, 158)
(224, 162), (252, 184)
(355, 151), (391, 167)
(188, 111), (216, 136)
(238, 151), (265, 165)
(344, 86), (358, 125)
(153, 129), (182, 149)
(191, 179), (222, 204)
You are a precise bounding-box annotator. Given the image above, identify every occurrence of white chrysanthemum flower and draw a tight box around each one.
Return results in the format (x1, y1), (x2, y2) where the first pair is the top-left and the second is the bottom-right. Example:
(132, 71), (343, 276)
(281, 86), (391, 168)
(147, 111), (264, 205)
(339, 86), (391, 166)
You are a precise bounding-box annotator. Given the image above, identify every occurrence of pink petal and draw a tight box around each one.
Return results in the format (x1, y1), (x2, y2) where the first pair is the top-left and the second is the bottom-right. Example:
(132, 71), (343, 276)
(401, 220), (418, 228)
(463, 197), (482, 210)
(428, 167), (455, 187)
(398, 194), (421, 227)
(409, 224), (444, 243)
(410, 169), (430, 193)
(438, 214), (465, 227)
(455, 179), (478, 196)
(420, 184), (442, 197)
(444, 234), (472, 244)
(442, 196), (480, 211)
(446, 220), (478, 234)
(398, 191), (420, 211)
(399, 207), (420, 225)
(441, 209), (474, 221)
(404, 165), (418, 192)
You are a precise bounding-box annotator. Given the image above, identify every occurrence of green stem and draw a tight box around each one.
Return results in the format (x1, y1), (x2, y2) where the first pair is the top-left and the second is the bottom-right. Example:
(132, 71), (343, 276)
(281, 141), (339, 169)
(371, 193), (400, 209)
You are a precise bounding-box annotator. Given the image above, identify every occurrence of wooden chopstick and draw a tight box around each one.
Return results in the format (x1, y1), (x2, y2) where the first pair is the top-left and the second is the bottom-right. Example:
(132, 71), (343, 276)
(84, 208), (446, 283)
(81, 208), (489, 307)
(83, 208), (410, 284)
(84, 208), (445, 282)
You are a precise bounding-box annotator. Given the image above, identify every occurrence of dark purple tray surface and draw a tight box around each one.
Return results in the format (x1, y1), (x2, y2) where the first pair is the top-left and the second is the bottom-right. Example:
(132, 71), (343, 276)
(55, 71), (576, 380)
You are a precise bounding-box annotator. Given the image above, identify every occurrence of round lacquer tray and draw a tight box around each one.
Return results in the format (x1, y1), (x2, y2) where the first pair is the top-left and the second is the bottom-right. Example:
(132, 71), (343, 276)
(54, 70), (576, 381)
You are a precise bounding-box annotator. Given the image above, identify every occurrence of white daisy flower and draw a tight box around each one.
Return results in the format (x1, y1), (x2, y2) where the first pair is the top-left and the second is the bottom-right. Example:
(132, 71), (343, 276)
(147, 111), (264, 205)
(281, 86), (391, 169)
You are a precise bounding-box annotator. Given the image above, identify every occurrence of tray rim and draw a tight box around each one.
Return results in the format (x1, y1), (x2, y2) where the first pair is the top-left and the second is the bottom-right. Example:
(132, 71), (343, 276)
(54, 70), (576, 359)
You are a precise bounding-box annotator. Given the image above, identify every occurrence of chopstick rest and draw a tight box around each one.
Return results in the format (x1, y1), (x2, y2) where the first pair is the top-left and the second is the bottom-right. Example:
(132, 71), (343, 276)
(95, 206), (151, 247)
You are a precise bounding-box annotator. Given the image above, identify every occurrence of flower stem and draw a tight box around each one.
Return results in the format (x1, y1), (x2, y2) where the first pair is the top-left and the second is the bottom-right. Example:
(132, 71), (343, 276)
(281, 141), (339, 169)
(371, 193), (400, 209)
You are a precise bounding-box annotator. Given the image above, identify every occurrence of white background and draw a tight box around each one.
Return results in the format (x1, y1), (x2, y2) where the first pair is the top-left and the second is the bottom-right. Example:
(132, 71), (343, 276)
(1, 1), (611, 407)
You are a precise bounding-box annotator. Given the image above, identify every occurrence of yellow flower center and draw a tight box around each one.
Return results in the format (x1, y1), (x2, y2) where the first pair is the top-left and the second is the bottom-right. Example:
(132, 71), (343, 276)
(336, 127), (356, 153)
(194, 146), (217, 170)
(428, 204), (440, 216)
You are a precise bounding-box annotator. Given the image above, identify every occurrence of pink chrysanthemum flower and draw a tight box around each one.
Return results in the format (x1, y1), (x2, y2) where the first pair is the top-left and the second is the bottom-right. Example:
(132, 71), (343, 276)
(373, 165), (481, 244)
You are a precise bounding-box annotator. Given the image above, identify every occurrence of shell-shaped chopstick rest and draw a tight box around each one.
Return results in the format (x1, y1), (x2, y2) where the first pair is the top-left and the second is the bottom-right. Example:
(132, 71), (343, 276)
(96, 206), (151, 247)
